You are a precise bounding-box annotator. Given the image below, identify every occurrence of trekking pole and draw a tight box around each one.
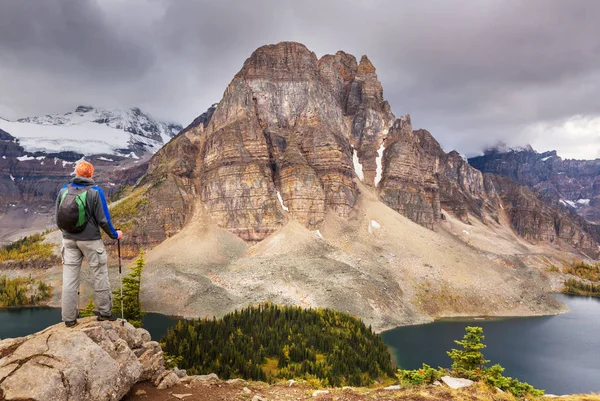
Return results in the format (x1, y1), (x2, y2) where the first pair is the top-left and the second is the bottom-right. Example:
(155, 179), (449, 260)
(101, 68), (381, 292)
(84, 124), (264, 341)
(118, 238), (124, 320)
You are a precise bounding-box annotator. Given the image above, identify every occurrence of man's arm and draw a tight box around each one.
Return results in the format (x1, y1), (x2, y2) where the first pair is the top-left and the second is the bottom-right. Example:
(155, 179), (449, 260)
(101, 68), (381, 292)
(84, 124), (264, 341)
(92, 186), (119, 239)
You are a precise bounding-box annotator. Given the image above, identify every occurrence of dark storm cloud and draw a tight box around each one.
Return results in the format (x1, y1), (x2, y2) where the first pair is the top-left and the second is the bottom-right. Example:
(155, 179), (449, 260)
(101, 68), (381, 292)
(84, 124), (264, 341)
(1, 0), (599, 159)
(0, 0), (152, 78)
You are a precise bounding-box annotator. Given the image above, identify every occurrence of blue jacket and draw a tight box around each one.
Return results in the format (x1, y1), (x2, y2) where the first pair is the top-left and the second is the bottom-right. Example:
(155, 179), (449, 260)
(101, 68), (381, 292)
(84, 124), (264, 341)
(56, 176), (119, 240)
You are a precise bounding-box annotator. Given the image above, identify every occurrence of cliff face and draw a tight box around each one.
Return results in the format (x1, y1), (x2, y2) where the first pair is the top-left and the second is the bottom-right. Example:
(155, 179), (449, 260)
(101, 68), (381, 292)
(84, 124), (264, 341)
(469, 149), (600, 224)
(379, 117), (493, 228)
(485, 174), (600, 257)
(141, 42), (394, 242)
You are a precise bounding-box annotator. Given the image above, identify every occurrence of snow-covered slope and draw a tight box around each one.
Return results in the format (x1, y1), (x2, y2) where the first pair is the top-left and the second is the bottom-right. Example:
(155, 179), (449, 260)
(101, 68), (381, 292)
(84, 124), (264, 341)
(0, 106), (182, 156)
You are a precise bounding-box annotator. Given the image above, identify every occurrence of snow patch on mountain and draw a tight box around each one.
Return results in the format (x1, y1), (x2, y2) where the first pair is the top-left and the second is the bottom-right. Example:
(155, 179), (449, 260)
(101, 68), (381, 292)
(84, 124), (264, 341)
(352, 146), (364, 181)
(277, 191), (289, 212)
(375, 144), (385, 186)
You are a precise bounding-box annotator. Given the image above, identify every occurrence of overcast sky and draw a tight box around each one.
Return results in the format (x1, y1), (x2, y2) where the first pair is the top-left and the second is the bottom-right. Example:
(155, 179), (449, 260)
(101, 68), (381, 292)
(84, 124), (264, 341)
(1, 0), (599, 159)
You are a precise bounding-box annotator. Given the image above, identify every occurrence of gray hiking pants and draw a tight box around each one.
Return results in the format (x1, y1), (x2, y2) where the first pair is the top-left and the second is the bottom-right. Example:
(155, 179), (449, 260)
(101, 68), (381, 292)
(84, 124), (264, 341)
(61, 238), (112, 322)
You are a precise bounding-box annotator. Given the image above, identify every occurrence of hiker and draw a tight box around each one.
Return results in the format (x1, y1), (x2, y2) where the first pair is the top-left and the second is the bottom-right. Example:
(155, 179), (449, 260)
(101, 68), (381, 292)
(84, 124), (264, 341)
(55, 160), (122, 327)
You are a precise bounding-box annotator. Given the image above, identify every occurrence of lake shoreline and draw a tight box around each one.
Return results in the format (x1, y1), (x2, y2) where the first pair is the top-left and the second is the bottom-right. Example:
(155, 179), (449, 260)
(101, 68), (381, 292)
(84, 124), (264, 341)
(381, 294), (600, 395)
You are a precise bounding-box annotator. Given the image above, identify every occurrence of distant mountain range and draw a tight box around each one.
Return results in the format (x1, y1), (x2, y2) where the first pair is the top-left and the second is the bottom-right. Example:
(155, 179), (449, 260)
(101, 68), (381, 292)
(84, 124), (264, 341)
(0, 106), (182, 157)
(469, 147), (600, 224)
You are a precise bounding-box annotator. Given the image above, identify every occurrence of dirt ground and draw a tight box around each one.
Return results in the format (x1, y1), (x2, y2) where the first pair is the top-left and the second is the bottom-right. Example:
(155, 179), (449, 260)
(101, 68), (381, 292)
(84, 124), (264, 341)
(124, 378), (518, 401)
(124, 378), (600, 401)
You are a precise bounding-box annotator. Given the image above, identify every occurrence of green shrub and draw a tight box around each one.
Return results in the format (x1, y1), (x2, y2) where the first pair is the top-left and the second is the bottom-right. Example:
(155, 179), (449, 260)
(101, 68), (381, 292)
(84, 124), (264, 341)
(79, 296), (96, 317)
(397, 363), (444, 385)
(485, 364), (543, 397)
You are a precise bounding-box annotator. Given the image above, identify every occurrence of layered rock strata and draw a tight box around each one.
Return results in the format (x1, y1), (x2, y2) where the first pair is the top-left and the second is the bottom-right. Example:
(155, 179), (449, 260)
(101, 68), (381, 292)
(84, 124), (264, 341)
(140, 42), (394, 242)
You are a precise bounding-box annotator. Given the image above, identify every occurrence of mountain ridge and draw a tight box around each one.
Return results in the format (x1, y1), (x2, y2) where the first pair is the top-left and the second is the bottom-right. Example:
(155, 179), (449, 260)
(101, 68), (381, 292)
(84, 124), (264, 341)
(469, 147), (600, 225)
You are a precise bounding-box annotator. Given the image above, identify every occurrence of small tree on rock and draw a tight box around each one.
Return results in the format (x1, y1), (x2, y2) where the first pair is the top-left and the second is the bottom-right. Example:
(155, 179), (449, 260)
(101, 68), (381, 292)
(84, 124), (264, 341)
(447, 326), (489, 378)
(113, 251), (145, 327)
(79, 295), (95, 317)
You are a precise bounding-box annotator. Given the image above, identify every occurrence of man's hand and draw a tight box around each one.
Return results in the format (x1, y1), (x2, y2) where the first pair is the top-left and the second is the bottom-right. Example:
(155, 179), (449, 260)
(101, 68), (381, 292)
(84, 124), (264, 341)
(116, 230), (123, 240)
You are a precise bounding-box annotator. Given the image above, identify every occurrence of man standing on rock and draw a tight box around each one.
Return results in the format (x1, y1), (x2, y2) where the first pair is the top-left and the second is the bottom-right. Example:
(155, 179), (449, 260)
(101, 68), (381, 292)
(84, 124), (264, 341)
(56, 160), (122, 327)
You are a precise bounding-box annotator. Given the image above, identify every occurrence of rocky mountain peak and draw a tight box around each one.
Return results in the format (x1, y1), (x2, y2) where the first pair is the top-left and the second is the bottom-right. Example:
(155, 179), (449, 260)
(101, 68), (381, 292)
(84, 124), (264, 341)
(357, 55), (376, 73)
(75, 105), (94, 113)
(237, 41), (318, 80)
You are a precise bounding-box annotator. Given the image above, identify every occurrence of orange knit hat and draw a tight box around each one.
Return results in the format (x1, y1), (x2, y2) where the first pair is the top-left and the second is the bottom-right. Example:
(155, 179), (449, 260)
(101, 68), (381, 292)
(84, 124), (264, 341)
(75, 161), (94, 178)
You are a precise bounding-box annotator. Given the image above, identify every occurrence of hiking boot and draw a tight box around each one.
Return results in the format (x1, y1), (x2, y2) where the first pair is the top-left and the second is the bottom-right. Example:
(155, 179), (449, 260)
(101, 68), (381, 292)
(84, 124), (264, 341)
(97, 313), (118, 322)
(65, 320), (78, 328)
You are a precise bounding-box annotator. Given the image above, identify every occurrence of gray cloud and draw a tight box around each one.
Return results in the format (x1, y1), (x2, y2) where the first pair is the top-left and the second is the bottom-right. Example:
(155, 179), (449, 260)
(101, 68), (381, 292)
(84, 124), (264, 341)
(1, 0), (599, 159)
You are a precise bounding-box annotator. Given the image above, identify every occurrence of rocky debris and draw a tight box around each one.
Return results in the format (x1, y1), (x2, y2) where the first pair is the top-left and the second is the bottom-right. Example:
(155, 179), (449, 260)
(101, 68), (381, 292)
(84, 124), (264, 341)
(383, 385), (402, 390)
(0, 317), (173, 401)
(180, 373), (220, 385)
(172, 394), (193, 400)
(312, 389), (330, 397)
(441, 376), (474, 389)
(126, 377), (531, 401)
(226, 378), (246, 384)
(156, 371), (180, 390)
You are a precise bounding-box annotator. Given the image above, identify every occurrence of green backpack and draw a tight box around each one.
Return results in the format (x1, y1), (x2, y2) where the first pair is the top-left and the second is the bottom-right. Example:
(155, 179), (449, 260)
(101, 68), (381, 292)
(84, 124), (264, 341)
(57, 185), (91, 233)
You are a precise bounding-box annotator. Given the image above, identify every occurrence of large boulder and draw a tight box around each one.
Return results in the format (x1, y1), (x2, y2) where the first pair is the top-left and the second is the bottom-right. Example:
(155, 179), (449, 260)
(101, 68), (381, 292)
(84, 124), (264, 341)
(0, 318), (168, 401)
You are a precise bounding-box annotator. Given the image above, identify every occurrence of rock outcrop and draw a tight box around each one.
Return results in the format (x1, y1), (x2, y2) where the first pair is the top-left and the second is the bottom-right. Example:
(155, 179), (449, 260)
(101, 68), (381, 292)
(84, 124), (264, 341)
(0, 318), (174, 401)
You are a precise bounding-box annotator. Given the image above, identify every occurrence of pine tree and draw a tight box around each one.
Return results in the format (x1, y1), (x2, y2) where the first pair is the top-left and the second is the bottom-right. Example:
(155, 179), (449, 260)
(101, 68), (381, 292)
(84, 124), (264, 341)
(79, 295), (96, 317)
(447, 326), (490, 376)
(113, 251), (145, 327)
